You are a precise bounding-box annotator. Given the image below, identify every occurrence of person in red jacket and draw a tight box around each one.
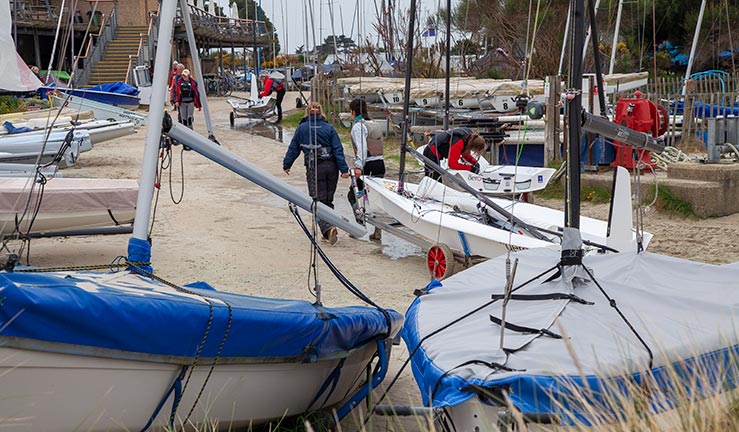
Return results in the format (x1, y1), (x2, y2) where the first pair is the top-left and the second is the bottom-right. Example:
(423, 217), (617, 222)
(448, 133), (486, 173)
(422, 128), (487, 180)
(259, 73), (286, 124)
(168, 62), (183, 110)
(173, 69), (202, 129)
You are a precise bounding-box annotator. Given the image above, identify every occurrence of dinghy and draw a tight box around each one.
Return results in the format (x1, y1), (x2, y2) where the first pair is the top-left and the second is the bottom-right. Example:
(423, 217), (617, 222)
(1, 118), (136, 144)
(55, 82), (141, 108)
(414, 144), (556, 195)
(0, 129), (91, 167)
(398, 0), (739, 430)
(51, 94), (147, 128)
(364, 173), (649, 278)
(226, 74), (276, 124)
(0, 1), (402, 430)
(0, 177), (138, 235)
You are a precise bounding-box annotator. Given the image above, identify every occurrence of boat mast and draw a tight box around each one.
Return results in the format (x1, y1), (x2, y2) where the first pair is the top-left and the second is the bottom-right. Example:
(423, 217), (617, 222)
(557, 1), (572, 76)
(443, 0), (451, 130)
(131, 0), (178, 241)
(562, 0), (586, 265)
(581, 0), (600, 64)
(683, 0), (707, 95)
(587, 0), (607, 117)
(608, 0), (624, 74)
(397, 0), (418, 191)
(179, 0), (217, 142)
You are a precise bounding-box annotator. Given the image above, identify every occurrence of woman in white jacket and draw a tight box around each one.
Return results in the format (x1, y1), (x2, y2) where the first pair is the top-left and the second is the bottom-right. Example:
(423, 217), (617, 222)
(347, 98), (385, 239)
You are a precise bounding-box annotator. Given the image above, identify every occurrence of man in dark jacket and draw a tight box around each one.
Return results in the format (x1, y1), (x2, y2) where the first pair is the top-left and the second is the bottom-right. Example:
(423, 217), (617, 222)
(283, 102), (350, 244)
(260, 73), (286, 123)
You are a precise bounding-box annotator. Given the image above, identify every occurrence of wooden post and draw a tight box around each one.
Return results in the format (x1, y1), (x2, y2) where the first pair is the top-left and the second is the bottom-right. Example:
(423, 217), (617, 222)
(33, 28), (42, 70)
(545, 75), (561, 164)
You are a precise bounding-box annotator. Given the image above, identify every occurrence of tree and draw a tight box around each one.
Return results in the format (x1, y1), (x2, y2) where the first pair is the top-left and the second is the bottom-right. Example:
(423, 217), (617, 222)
(234, 0), (281, 58)
(317, 35), (357, 59)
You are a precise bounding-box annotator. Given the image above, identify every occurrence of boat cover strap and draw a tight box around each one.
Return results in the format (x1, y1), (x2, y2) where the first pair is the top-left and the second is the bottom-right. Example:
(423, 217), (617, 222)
(140, 365), (188, 432)
(489, 315), (562, 340)
(306, 357), (347, 411)
(490, 292), (593, 305)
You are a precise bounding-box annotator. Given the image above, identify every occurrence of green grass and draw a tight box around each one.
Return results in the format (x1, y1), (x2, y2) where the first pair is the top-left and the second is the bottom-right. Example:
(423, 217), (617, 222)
(652, 184), (697, 218)
(281, 111), (305, 129)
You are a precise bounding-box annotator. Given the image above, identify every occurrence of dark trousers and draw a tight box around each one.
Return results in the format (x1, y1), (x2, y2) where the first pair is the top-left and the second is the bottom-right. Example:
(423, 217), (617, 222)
(348, 159), (386, 208)
(275, 88), (286, 121)
(306, 158), (339, 236)
(423, 145), (442, 181)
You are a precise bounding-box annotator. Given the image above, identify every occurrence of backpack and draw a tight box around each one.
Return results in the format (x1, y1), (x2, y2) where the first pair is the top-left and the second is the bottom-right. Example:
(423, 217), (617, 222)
(431, 127), (473, 159)
(364, 120), (384, 157)
(271, 78), (284, 92)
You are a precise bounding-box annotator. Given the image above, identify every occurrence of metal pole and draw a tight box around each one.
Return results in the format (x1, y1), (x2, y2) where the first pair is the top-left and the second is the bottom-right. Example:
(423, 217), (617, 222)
(608, 0), (623, 75)
(557, 1), (572, 76)
(581, 0), (600, 64)
(566, 0), (585, 230)
(683, 0), (706, 95)
(443, 0), (451, 131)
(397, 0), (417, 191)
(166, 119), (366, 237)
(131, 0), (178, 241)
(587, 0), (607, 117)
(179, 0), (217, 141)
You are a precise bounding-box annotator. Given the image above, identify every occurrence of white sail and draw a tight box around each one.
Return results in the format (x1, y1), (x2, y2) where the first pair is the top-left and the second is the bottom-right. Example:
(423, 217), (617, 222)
(0, 0), (42, 92)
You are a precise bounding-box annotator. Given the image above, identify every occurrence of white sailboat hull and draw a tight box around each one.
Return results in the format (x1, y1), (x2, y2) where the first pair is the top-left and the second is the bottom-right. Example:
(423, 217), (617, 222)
(364, 177), (556, 258)
(51, 94), (146, 128)
(364, 177), (651, 259)
(0, 342), (378, 431)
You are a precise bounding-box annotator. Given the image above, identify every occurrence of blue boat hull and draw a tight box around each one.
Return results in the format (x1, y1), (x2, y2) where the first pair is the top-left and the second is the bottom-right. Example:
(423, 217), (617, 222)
(59, 88), (140, 107)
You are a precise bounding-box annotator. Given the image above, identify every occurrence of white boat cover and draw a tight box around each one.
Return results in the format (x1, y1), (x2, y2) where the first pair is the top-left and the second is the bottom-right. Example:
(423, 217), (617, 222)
(0, 0), (42, 92)
(338, 77), (545, 99)
(0, 178), (138, 213)
(403, 247), (739, 420)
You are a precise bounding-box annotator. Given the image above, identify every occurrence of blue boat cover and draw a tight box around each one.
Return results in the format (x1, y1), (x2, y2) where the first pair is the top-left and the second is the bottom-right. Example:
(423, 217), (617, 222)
(0, 270), (402, 360)
(85, 82), (140, 96)
(3, 121), (33, 134)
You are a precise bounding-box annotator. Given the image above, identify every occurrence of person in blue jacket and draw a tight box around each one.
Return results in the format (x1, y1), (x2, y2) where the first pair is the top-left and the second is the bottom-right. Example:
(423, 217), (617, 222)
(283, 101), (350, 244)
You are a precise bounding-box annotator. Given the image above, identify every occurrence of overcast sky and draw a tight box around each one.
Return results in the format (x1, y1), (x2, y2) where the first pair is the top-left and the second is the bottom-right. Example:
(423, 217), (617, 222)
(238, 0), (461, 55)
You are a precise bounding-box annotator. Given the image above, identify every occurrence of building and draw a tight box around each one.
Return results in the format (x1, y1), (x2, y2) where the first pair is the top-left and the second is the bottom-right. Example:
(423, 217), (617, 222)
(12, 0), (273, 87)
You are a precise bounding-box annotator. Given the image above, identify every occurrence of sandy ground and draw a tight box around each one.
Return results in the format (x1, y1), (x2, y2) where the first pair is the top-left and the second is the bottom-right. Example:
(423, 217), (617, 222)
(18, 91), (739, 430)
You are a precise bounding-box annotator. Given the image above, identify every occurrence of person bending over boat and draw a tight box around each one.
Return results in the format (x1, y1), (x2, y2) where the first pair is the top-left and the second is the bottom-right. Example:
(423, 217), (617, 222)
(173, 69), (202, 129)
(260, 73), (286, 124)
(283, 102), (350, 245)
(347, 98), (385, 240)
(422, 128), (487, 180)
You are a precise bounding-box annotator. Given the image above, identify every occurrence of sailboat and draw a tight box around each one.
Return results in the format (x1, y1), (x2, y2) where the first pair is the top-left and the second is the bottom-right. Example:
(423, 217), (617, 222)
(400, 0), (739, 430)
(226, 73), (277, 124)
(0, 1), (402, 430)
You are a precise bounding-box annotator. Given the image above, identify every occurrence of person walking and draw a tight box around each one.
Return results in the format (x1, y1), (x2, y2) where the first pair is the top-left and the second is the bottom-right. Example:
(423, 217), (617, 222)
(168, 62), (184, 110)
(346, 98), (385, 239)
(422, 127), (486, 180)
(283, 102), (350, 245)
(173, 69), (202, 129)
(259, 73), (286, 123)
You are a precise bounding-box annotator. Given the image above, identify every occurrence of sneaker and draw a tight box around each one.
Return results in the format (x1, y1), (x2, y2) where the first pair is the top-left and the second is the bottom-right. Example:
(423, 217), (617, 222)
(369, 228), (382, 242)
(327, 227), (338, 245)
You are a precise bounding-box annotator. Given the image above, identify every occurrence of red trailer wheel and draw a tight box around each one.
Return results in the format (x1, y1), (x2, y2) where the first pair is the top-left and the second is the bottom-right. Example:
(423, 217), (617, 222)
(427, 243), (456, 280)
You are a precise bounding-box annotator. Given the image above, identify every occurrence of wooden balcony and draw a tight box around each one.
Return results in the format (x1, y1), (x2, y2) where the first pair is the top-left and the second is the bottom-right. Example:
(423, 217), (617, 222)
(174, 4), (273, 48)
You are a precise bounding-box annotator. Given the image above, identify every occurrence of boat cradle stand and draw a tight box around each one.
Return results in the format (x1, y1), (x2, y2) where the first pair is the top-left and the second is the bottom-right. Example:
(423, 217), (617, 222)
(365, 212), (486, 280)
